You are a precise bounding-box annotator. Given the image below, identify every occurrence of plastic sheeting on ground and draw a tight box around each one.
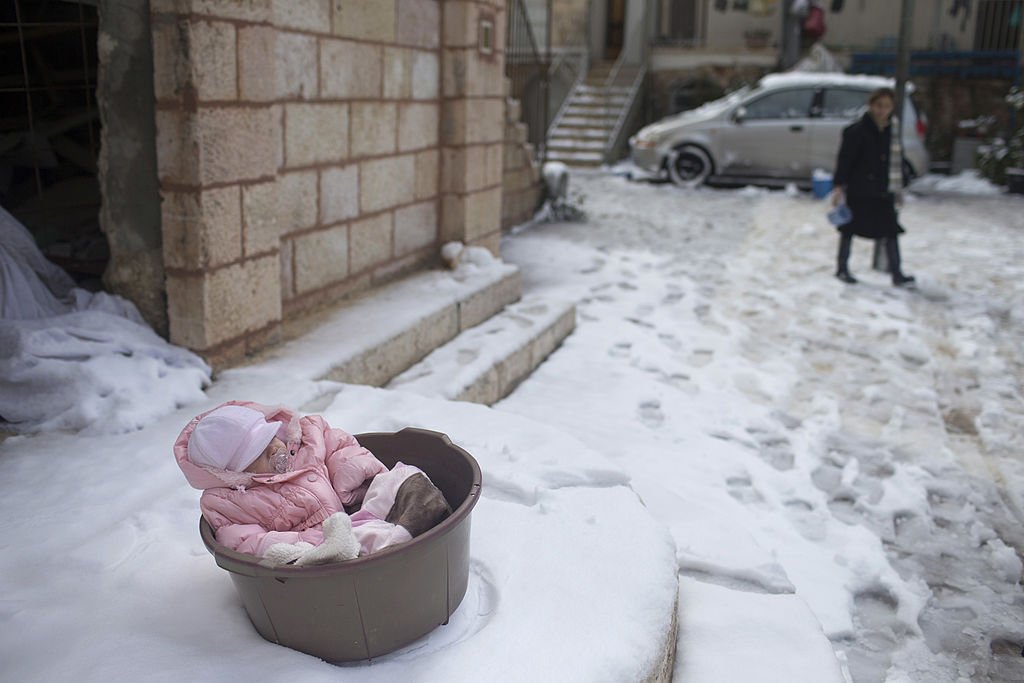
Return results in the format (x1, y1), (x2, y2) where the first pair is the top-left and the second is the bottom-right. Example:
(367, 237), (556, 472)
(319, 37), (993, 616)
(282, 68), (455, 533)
(0, 206), (210, 434)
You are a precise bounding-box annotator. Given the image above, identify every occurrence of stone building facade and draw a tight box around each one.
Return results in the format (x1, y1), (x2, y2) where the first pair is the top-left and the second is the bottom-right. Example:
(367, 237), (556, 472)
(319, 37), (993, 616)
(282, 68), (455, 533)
(96, 0), (511, 367)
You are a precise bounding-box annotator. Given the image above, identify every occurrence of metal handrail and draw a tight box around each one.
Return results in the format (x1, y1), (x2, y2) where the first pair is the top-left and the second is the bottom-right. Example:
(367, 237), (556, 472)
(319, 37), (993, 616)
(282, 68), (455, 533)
(601, 4), (651, 161)
(505, 0), (551, 162)
(605, 41), (628, 89)
(510, 0), (542, 67)
(605, 4), (650, 88)
(546, 48), (589, 138)
(604, 62), (647, 163)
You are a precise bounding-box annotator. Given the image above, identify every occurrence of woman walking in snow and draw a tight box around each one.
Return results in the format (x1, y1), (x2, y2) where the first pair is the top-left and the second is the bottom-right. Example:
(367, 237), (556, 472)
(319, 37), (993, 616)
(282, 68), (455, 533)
(830, 87), (915, 287)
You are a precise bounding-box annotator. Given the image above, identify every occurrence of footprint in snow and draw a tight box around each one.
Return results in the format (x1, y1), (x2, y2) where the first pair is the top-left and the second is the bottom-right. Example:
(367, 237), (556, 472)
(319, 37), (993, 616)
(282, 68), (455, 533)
(688, 349), (714, 367)
(609, 341), (631, 358)
(638, 399), (665, 428)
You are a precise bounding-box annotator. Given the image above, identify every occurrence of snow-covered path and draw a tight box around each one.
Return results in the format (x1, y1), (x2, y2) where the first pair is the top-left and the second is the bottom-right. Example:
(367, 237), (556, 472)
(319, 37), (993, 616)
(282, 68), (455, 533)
(2, 171), (1022, 683)
(501, 173), (1024, 682)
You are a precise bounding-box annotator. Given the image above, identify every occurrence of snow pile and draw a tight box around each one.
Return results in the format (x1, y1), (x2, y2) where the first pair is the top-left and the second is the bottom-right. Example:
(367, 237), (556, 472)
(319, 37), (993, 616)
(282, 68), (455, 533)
(440, 241), (499, 280)
(0, 206), (210, 434)
(910, 170), (1004, 196)
(0, 311), (210, 434)
(1, 174), (1022, 681)
(502, 174), (1024, 682)
(0, 382), (681, 682)
(789, 42), (844, 74)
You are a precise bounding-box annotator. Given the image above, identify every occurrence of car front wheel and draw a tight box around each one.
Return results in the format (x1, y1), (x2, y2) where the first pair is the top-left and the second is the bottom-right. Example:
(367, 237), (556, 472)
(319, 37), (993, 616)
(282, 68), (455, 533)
(667, 145), (713, 188)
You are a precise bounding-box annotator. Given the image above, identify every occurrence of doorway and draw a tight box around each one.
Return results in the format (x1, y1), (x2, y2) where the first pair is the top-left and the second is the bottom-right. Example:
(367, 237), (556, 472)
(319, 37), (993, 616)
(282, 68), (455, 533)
(0, 0), (106, 289)
(606, 0), (626, 60)
(666, 0), (698, 45)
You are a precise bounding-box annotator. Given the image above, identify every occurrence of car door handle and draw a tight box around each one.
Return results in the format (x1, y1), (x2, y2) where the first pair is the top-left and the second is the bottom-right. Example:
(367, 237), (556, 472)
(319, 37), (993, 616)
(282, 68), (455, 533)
(790, 125), (804, 132)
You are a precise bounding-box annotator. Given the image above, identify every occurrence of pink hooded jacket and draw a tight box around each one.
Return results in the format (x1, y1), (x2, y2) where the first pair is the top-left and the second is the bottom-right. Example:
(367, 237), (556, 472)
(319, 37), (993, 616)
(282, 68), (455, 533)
(174, 401), (389, 557)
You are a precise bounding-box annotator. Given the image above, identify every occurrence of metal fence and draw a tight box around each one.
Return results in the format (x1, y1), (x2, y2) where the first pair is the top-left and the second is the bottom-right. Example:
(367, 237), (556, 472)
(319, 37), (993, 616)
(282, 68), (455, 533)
(850, 49), (1021, 83)
(851, 0), (1023, 83)
(506, 0), (551, 162)
(974, 0), (1024, 51)
(1, 0), (99, 203)
(0, 0), (104, 280)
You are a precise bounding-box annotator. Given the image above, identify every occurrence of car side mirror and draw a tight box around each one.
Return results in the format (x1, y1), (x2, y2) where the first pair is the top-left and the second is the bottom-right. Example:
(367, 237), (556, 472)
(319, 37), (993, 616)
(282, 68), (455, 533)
(733, 106), (747, 123)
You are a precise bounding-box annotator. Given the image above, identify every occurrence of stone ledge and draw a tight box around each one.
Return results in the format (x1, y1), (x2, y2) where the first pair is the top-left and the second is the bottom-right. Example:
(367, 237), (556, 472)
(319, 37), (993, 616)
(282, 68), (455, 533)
(234, 264), (521, 387)
(642, 589), (679, 683)
(386, 294), (577, 405)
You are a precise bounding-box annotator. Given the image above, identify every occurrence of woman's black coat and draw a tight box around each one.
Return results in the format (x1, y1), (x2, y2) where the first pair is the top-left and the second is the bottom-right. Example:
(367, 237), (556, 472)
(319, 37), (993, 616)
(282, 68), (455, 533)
(832, 112), (906, 239)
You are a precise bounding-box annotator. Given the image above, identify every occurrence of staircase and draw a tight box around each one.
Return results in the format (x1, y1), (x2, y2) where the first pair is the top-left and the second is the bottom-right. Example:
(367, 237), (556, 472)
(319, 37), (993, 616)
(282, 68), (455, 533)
(252, 262), (575, 411)
(546, 61), (640, 168)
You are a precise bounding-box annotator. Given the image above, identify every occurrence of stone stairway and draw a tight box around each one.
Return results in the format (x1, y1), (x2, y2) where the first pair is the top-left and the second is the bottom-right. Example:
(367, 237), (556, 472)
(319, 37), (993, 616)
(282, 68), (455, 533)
(252, 262), (575, 410)
(387, 294), (576, 404)
(546, 61), (638, 168)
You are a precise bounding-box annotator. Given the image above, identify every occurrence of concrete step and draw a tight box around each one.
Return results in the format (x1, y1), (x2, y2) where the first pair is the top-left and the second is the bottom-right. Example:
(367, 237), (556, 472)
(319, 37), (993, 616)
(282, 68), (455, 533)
(546, 150), (604, 166)
(559, 114), (619, 127)
(251, 263), (523, 388)
(548, 138), (606, 152)
(571, 94), (631, 106)
(548, 127), (609, 140)
(388, 295), (576, 405)
(566, 105), (628, 117)
(566, 94), (621, 105)
(565, 103), (627, 116)
(576, 85), (632, 96)
(552, 133), (606, 146)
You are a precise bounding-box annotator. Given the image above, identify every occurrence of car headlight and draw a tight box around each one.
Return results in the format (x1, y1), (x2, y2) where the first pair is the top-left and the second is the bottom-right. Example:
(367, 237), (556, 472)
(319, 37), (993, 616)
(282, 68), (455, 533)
(632, 136), (658, 150)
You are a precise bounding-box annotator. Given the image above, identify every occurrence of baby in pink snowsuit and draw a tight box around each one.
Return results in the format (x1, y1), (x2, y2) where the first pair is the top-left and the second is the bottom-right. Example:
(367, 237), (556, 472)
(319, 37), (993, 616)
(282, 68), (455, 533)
(174, 401), (451, 566)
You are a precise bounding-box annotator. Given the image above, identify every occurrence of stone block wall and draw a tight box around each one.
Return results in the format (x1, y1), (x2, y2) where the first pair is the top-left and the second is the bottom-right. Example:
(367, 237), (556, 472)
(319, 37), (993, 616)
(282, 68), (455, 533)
(440, 0), (506, 256)
(152, 0), (505, 366)
(502, 92), (542, 229)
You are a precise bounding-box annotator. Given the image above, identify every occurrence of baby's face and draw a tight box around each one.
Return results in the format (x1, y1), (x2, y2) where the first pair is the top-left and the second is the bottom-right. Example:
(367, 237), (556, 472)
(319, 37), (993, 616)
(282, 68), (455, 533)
(245, 437), (286, 474)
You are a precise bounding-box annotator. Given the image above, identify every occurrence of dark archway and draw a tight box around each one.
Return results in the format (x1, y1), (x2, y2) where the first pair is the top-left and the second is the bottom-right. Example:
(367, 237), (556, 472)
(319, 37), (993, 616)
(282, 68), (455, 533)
(0, 1), (106, 289)
(606, 0), (626, 60)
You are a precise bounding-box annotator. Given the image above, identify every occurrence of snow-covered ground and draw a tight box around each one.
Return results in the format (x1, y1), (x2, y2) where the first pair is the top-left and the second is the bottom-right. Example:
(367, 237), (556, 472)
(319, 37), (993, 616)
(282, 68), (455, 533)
(1, 171), (1022, 682)
(502, 171), (1024, 682)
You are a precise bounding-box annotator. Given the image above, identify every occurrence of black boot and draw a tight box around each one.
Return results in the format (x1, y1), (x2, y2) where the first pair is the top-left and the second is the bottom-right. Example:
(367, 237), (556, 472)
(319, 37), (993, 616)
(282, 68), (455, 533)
(836, 233), (855, 283)
(885, 238), (914, 287)
(836, 270), (858, 284)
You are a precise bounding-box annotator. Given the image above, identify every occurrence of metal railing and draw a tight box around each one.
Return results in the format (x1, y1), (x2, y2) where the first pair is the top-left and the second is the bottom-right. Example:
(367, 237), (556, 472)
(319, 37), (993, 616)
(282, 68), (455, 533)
(974, 0), (1024, 51)
(505, 0), (551, 162)
(545, 47), (590, 139)
(603, 5), (652, 163)
(2, 0), (100, 202)
(850, 50), (1022, 83)
(542, 0), (592, 139)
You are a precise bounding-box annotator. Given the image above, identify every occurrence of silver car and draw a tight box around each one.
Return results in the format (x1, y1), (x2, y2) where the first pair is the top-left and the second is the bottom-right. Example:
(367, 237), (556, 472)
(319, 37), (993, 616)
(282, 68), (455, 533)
(629, 73), (930, 188)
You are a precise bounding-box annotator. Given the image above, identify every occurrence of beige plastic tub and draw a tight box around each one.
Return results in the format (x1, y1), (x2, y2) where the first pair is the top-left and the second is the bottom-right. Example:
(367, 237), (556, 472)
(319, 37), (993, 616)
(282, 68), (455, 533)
(199, 427), (482, 662)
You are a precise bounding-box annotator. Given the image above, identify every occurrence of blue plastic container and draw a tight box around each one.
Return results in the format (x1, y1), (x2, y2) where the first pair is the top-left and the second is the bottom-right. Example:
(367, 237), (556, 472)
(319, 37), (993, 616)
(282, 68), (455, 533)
(812, 174), (833, 199)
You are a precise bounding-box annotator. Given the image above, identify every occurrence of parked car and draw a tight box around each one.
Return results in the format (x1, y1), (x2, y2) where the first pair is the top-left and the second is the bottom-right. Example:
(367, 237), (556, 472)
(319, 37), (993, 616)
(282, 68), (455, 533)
(629, 72), (930, 188)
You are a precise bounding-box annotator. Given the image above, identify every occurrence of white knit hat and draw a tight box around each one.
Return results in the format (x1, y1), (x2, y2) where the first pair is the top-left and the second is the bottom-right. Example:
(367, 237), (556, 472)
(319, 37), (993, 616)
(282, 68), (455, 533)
(188, 406), (282, 472)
